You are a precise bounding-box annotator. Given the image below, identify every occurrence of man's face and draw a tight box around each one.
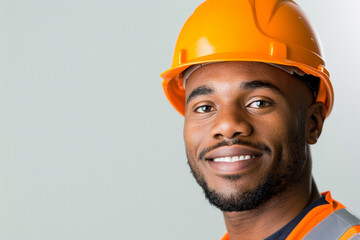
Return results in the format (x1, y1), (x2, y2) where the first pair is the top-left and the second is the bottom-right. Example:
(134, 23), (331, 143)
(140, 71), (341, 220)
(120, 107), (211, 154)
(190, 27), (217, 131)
(183, 61), (314, 212)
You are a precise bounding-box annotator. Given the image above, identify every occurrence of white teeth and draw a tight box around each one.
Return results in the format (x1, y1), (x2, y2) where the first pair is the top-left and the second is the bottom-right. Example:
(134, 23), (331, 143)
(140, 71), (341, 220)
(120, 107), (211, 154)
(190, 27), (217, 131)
(213, 157), (230, 162)
(213, 155), (256, 162)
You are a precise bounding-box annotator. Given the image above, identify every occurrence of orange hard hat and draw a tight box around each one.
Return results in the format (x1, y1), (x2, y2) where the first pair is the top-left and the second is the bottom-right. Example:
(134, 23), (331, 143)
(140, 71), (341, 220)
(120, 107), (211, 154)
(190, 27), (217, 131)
(160, 0), (334, 117)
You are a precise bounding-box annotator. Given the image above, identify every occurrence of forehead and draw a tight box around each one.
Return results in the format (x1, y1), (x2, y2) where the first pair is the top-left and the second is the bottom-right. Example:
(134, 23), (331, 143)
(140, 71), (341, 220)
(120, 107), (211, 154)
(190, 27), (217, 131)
(185, 61), (307, 94)
(185, 62), (284, 90)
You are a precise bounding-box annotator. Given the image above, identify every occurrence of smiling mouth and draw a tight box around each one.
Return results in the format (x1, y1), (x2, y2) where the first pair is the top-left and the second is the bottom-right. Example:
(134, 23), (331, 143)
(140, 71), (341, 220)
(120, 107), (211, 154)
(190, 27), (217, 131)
(212, 155), (257, 163)
(204, 145), (263, 175)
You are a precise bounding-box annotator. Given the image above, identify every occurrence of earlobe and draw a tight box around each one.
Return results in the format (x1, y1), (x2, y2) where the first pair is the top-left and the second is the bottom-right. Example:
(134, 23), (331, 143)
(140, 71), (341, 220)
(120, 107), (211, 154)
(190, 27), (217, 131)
(306, 102), (327, 144)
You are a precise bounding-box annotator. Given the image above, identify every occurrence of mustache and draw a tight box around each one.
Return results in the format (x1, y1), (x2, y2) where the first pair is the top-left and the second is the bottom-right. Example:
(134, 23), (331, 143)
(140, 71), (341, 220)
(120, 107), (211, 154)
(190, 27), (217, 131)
(198, 138), (271, 160)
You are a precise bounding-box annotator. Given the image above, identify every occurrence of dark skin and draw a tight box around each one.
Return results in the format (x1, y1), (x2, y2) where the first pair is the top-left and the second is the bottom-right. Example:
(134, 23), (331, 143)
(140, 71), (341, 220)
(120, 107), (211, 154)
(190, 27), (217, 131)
(183, 62), (327, 240)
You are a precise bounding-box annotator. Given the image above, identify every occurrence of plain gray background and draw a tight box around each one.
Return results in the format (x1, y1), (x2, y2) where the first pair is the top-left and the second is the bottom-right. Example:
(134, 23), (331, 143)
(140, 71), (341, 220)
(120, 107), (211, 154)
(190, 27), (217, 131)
(1, 0), (359, 239)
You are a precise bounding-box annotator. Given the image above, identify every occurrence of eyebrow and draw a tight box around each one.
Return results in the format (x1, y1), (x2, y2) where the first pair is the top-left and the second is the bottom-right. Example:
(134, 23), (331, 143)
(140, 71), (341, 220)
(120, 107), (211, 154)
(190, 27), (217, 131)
(185, 80), (284, 105)
(241, 80), (283, 95)
(186, 85), (214, 105)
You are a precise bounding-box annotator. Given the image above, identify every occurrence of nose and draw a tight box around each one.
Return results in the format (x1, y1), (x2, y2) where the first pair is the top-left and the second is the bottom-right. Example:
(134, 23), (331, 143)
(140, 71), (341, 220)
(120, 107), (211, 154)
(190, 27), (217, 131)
(210, 107), (253, 140)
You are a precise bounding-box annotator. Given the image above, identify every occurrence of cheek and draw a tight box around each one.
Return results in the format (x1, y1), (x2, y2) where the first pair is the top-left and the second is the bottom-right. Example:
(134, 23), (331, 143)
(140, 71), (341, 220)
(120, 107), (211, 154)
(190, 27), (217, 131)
(252, 113), (298, 164)
(183, 120), (208, 157)
(254, 112), (305, 169)
(252, 114), (288, 141)
(255, 108), (298, 136)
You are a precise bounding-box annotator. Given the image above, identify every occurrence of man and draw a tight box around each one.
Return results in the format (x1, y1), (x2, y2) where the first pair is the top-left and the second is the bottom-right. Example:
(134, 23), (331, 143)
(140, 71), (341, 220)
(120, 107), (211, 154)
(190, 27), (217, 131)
(160, 0), (360, 239)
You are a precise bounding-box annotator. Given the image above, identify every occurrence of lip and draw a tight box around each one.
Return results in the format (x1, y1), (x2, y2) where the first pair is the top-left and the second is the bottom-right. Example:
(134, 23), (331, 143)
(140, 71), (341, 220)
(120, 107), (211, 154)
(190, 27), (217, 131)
(205, 145), (263, 160)
(204, 145), (263, 175)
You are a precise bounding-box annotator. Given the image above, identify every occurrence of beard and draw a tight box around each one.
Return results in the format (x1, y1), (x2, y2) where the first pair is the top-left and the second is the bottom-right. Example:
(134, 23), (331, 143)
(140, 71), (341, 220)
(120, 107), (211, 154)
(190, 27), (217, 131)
(186, 123), (308, 212)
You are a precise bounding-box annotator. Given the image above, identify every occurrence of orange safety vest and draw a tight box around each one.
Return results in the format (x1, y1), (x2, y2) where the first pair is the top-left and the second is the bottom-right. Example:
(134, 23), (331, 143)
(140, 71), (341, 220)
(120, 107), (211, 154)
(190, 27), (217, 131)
(221, 192), (360, 240)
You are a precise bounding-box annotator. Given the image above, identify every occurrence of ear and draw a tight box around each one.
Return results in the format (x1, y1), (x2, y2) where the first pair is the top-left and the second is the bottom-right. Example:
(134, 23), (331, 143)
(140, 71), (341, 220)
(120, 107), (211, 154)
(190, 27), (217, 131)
(306, 102), (327, 144)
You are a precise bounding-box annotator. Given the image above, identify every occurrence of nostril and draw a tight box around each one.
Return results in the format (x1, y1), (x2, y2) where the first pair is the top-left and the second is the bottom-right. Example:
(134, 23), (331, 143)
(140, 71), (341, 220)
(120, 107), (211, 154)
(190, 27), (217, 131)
(232, 132), (243, 138)
(214, 133), (223, 139)
(214, 131), (246, 140)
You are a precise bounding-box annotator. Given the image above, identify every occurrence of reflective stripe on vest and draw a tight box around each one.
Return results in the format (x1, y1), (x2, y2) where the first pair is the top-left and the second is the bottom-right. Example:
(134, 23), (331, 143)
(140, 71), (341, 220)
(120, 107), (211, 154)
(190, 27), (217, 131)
(303, 208), (360, 240)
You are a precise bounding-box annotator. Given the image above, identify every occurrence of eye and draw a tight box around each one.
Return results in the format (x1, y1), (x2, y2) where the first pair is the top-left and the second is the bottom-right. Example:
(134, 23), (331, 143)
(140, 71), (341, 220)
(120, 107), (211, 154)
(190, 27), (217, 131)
(195, 105), (214, 113)
(247, 100), (272, 109)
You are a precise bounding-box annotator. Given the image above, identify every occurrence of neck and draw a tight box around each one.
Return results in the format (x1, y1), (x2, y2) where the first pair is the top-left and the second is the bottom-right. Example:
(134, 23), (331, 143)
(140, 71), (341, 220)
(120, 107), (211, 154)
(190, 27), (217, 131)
(223, 177), (320, 240)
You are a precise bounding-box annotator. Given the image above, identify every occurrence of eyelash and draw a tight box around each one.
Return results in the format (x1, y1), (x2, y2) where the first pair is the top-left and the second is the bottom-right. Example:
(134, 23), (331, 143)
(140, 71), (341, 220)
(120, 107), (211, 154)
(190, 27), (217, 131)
(193, 99), (273, 114)
(247, 100), (272, 109)
(194, 105), (215, 113)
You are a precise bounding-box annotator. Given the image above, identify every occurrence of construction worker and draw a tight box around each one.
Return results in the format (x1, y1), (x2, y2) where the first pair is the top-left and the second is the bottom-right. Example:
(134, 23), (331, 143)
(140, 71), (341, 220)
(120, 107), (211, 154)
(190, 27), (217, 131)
(160, 0), (360, 239)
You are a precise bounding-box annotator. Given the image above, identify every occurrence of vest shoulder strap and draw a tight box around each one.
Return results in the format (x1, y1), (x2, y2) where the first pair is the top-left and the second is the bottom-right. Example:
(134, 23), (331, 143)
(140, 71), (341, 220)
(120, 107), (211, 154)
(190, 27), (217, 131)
(303, 208), (360, 240)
